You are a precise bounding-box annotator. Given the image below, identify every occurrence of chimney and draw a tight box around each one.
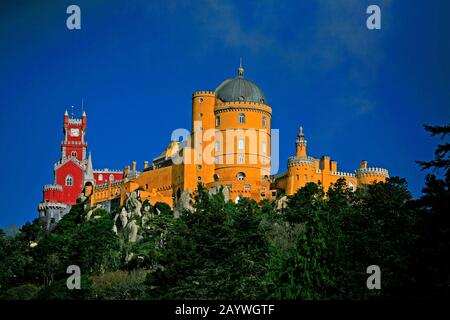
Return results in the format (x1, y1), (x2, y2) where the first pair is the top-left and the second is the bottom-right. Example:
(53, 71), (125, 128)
(143, 161), (148, 169)
(132, 161), (137, 171)
(124, 166), (130, 176)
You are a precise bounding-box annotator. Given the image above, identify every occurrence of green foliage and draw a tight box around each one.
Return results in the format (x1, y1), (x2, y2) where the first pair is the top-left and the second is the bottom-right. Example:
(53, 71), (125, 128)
(89, 269), (148, 300)
(0, 284), (40, 300)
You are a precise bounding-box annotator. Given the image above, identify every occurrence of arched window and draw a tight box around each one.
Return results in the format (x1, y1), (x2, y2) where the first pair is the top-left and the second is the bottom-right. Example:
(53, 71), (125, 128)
(65, 175), (73, 186)
(236, 172), (246, 181)
(238, 113), (245, 124)
(71, 151), (77, 158)
(213, 174), (219, 182)
(262, 116), (267, 127)
(109, 174), (114, 181)
(263, 175), (269, 182)
(98, 174), (103, 181)
(215, 116), (220, 126)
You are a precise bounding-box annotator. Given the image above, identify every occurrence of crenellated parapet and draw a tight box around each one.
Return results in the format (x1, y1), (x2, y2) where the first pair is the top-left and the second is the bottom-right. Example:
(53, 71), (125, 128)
(43, 184), (63, 191)
(38, 201), (68, 210)
(192, 90), (215, 97)
(68, 118), (82, 125)
(355, 167), (389, 178)
(287, 156), (315, 168)
(94, 168), (122, 173)
(332, 171), (356, 177)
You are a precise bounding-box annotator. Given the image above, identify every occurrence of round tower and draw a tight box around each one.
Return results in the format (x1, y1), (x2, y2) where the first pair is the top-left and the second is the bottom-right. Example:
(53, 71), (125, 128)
(286, 127), (316, 194)
(355, 160), (389, 185)
(209, 63), (272, 201)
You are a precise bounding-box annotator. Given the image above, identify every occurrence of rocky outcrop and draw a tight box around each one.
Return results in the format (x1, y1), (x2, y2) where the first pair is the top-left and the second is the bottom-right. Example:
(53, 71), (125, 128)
(173, 189), (194, 218)
(113, 191), (144, 243)
(275, 195), (288, 212)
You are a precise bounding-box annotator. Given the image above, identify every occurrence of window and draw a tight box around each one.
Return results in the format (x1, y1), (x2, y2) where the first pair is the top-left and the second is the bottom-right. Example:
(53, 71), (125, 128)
(65, 175), (73, 186)
(262, 116), (267, 127)
(238, 113), (245, 124)
(71, 151), (77, 158)
(216, 116), (220, 126)
(238, 154), (245, 164)
(238, 138), (245, 150)
(198, 165), (202, 170)
(98, 174), (103, 181)
(263, 175), (269, 182)
(236, 172), (246, 181)
(244, 184), (251, 191)
(110, 174), (114, 181)
(262, 142), (267, 154)
(197, 176), (202, 181)
(213, 174), (219, 182)
(261, 186), (267, 191)
(215, 141), (220, 152)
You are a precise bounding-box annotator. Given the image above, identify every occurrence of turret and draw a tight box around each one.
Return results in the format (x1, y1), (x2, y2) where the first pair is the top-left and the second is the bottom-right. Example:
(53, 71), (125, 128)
(356, 160), (389, 185)
(82, 111), (87, 131)
(295, 126), (307, 158)
(64, 110), (69, 130)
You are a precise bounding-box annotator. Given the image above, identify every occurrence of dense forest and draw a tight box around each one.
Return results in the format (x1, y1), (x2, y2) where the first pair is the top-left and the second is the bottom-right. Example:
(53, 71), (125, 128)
(0, 124), (448, 300)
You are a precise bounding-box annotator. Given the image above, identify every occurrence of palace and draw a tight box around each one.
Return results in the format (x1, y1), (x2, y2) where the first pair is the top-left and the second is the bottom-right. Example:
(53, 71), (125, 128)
(38, 65), (389, 229)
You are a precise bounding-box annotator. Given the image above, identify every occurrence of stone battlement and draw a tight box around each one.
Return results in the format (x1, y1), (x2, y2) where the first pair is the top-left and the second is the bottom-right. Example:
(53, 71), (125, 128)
(288, 156), (315, 167)
(94, 168), (122, 173)
(355, 167), (389, 177)
(38, 201), (68, 210)
(43, 184), (63, 191)
(192, 90), (215, 97)
(332, 171), (356, 177)
(68, 118), (82, 125)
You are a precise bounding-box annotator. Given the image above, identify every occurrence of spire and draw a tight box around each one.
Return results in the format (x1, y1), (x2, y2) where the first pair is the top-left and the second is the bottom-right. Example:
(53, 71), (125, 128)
(237, 58), (244, 77)
(83, 152), (95, 185)
(299, 126), (304, 140)
(297, 126), (306, 143)
(71, 105), (74, 119)
(64, 110), (68, 116)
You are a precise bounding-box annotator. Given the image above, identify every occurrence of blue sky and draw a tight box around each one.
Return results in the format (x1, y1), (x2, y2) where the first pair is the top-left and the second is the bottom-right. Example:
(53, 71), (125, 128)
(0, 0), (449, 228)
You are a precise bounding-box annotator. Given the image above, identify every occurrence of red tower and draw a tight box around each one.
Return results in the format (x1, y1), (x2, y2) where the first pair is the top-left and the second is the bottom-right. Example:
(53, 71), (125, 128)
(38, 110), (88, 228)
(44, 110), (87, 204)
(39, 110), (124, 229)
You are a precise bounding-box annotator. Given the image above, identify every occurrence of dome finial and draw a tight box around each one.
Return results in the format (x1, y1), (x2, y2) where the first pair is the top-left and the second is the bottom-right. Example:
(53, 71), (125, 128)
(298, 126), (305, 140)
(238, 57), (244, 77)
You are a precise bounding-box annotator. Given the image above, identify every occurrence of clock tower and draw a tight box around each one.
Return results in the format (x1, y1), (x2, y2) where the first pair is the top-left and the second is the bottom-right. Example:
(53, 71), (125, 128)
(39, 110), (89, 230)
(62, 110), (87, 162)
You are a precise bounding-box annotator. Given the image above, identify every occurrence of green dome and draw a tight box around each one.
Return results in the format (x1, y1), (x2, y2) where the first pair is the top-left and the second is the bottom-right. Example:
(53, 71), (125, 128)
(215, 65), (267, 104)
